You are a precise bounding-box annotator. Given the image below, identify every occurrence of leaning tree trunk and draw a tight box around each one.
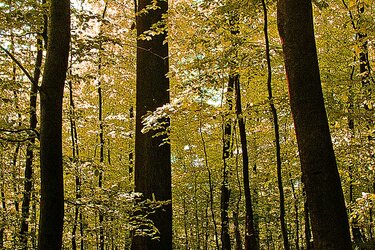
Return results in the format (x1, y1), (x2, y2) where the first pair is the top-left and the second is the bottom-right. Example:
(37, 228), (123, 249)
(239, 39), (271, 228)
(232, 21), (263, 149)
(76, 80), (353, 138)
(37, 0), (70, 249)
(277, 0), (352, 249)
(131, 0), (172, 249)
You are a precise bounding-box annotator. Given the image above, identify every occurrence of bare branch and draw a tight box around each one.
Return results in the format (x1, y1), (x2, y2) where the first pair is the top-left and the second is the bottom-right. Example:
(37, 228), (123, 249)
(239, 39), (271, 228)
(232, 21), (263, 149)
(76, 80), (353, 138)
(0, 45), (40, 91)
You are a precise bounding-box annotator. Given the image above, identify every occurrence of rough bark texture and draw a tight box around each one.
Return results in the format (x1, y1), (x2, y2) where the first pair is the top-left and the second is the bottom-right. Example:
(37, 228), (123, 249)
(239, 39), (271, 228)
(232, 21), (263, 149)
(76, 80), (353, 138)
(37, 0), (70, 249)
(277, 0), (352, 249)
(131, 0), (172, 249)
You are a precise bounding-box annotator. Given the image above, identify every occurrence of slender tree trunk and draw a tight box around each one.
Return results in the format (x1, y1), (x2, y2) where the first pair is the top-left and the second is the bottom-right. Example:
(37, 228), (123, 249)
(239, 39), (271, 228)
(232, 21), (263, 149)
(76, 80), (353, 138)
(262, 0), (290, 249)
(98, 39), (105, 250)
(194, 174), (201, 249)
(132, 0), (172, 249)
(0, 171), (6, 248)
(234, 75), (258, 250)
(221, 75), (234, 250)
(97, 4), (108, 249)
(199, 115), (220, 250)
(303, 188), (312, 250)
(233, 133), (243, 250)
(38, 0), (70, 248)
(19, 9), (45, 248)
(183, 197), (189, 250)
(277, 0), (352, 248)
(11, 143), (20, 213)
(347, 58), (364, 244)
(68, 75), (84, 250)
(289, 173), (300, 250)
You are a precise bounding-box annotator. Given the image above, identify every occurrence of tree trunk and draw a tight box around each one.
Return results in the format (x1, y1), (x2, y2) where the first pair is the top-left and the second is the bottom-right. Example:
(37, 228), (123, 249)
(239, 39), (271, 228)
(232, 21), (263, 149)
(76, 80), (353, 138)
(277, 1), (352, 248)
(68, 75), (84, 250)
(221, 75), (234, 250)
(97, 4), (108, 249)
(37, 0), (70, 248)
(19, 10), (45, 248)
(234, 75), (258, 250)
(262, 0), (290, 249)
(199, 114), (220, 250)
(0, 173), (6, 248)
(131, 0), (171, 249)
(289, 173), (300, 250)
(303, 188), (312, 250)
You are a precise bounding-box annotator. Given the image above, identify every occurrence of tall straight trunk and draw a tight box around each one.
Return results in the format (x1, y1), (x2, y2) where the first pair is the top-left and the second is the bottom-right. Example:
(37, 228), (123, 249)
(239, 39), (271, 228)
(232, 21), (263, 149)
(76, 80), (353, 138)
(261, 0), (290, 249)
(68, 76), (84, 250)
(19, 8), (45, 247)
(198, 111), (220, 249)
(234, 75), (258, 250)
(182, 197), (189, 250)
(97, 5), (107, 249)
(277, 1), (351, 248)
(38, 0), (70, 248)
(98, 66), (105, 250)
(0, 171), (6, 248)
(11, 143), (20, 213)
(348, 58), (363, 243)
(221, 75), (234, 250)
(233, 136), (243, 250)
(132, 0), (171, 249)
(289, 172), (300, 250)
(194, 173), (201, 249)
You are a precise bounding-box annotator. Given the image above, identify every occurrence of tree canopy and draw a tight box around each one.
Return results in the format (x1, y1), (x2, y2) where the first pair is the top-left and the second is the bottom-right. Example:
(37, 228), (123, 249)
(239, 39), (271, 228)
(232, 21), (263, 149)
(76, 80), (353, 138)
(0, 0), (373, 249)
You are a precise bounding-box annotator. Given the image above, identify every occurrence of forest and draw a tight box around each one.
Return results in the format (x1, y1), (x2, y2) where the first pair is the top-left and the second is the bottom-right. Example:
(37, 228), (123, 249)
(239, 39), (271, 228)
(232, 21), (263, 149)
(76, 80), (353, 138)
(0, 0), (374, 249)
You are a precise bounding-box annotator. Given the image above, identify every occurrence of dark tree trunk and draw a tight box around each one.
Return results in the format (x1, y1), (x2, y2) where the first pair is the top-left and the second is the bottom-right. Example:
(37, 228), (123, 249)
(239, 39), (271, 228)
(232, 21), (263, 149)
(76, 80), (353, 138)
(131, 0), (171, 249)
(262, 0), (290, 249)
(0, 175), (6, 248)
(97, 4), (108, 249)
(221, 75), (234, 250)
(68, 75), (84, 250)
(277, 1), (352, 248)
(19, 10), (45, 248)
(37, 0), (70, 248)
(289, 173), (300, 250)
(234, 75), (258, 250)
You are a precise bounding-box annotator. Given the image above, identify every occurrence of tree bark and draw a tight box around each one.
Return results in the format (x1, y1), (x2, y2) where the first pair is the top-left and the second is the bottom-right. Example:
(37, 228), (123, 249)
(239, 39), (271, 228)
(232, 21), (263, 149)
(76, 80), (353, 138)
(221, 75), (234, 250)
(234, 75), (258, 250)
(131, 0), (172, 249)
(277, 0), (352, 249)
(19, 6), (45, 247)
(262, 0), (290, 249)
(37, 0), (70, 248)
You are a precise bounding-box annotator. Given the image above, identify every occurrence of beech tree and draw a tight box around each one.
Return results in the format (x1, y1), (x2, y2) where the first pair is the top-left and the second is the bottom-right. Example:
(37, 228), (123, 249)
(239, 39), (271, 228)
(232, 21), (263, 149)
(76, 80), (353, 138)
(132, 0), (172, 249)
(0, 0), (374, 248)
(38, 0), (70, 248)
(277, 0), (352, 249)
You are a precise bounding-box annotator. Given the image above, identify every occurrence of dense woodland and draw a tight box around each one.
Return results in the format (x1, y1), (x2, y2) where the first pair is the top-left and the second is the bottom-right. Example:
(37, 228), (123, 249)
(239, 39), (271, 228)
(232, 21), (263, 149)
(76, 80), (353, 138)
(0, 0), (374, 249)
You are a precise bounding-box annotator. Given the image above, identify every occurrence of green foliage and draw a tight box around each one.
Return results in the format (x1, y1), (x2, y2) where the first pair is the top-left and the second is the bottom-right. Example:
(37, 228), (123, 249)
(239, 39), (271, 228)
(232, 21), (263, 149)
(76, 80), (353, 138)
(0, 0), (373, 248)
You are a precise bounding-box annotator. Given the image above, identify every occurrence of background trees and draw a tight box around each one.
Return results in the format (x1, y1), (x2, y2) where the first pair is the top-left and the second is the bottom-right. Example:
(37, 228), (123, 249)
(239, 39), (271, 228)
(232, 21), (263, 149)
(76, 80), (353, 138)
(0, 0), (373, 249)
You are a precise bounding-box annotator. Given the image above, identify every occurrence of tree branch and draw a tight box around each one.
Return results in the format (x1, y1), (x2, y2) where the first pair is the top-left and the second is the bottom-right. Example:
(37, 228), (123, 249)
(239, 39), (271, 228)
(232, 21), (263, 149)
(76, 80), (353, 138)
(0, 45), (40, 91)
